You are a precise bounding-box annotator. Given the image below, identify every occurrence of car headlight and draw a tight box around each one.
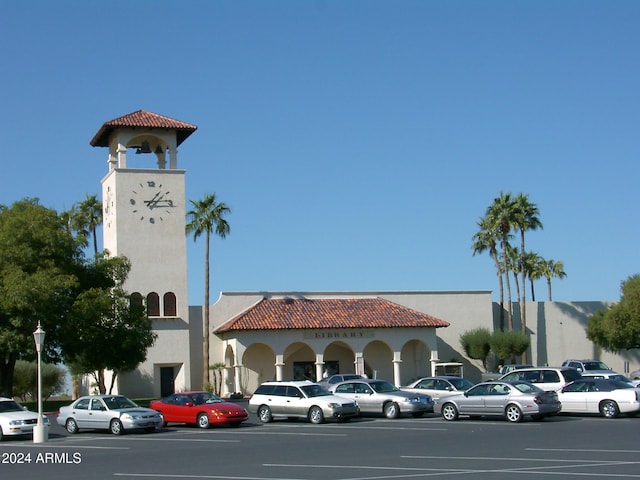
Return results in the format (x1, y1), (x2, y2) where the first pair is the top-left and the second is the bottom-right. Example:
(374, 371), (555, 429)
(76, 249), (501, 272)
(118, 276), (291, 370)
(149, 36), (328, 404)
(121, 413), (134, 420)
(327, 403), (340, 408)
(9, 419), (27, 426)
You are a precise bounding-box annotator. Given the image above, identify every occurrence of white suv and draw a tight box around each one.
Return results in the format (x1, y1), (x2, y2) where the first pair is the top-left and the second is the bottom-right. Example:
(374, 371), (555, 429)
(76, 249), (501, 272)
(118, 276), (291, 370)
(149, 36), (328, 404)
(561, 359), (611, 374)
(499, 367), (582, 392)
(248, 381), (359, 424)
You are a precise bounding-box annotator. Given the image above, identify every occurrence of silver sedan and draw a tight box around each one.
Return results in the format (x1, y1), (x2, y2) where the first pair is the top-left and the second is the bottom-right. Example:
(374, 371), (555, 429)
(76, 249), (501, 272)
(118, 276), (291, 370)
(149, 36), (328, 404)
(57, 395), (162, 435)
(436, 380), (562, 423)
(329, 379), (433, 418)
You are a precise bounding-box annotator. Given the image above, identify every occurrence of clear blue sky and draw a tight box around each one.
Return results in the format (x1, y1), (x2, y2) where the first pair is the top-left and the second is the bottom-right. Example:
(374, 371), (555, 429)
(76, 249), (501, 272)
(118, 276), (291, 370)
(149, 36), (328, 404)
(1, 1), (638, 305)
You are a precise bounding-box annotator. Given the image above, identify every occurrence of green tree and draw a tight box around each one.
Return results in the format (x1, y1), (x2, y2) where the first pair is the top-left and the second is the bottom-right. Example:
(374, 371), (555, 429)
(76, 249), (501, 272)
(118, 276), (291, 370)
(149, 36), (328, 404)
(586, 275), (640, 351)
(12, 360), (66, 401)
(62, 255), (157, 394)
(0, 198), (84, 397)
(489, 330), (530, 364)
(186, 193), (231, 387)
(512, 193), (542, 340)
(459, 328), (492, 371)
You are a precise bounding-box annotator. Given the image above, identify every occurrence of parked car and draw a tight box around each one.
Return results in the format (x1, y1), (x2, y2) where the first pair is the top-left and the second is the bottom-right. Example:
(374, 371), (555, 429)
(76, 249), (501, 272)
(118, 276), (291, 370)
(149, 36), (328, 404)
(149, 391), (248, 428)
(561, 359), (612, 374)
(402, 376), (475, 401)
(499, 367), (582, 392)
(557, 378), (640, 418)
(0, 397), (50, 440)
(248, 381), (359, 424)
(436, 380), (562, 423)
(318, 373), (364, 387)
(328, 378), (434, 418)
(629, 368), (640, 380)
(580, 372), (640, 387)
(57, 395), (163, 435)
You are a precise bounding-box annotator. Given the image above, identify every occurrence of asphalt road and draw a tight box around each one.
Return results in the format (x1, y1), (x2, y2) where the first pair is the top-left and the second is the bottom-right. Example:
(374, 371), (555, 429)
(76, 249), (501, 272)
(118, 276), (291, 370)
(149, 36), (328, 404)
(2, 408), (640, 480)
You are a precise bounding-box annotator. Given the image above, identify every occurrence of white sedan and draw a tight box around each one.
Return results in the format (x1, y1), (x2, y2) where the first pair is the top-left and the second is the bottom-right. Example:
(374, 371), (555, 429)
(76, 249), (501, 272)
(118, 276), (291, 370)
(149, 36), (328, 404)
(557, 378), (640, 418)
(0, 397), (50, 440)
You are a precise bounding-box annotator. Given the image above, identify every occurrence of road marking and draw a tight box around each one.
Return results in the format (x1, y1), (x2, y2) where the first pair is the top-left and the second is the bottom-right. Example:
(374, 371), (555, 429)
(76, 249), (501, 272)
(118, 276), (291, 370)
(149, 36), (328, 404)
(114, 474), (304, 479)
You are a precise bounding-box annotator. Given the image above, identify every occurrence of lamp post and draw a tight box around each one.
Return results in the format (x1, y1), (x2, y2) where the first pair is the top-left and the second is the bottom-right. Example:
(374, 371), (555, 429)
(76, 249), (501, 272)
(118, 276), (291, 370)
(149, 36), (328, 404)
(33, 321), (48, 443)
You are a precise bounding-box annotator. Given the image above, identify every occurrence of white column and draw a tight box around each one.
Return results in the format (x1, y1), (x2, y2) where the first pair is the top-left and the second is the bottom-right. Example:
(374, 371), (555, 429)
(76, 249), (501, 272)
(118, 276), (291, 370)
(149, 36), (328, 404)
(392, 354), (403, 387)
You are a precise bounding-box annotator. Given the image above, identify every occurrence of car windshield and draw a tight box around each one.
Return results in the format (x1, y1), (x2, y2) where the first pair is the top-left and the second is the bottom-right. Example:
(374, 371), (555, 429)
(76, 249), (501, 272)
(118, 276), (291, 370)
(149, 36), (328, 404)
(583, 361), (610, 371)
(450, 378), (474, 390)
(191, 392), (223, 405)
(370, 381), (399, 393)
(0, 400), (24, 412)
(300, 384), (332, 398)
(104, 396), (138, 409)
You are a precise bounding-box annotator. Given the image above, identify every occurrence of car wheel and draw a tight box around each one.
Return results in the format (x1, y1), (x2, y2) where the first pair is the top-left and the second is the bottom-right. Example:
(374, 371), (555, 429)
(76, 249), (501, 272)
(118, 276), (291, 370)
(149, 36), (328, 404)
(257, 405), (273, 423)
(0, 426), (4, 441)
(309, 406), (324, 424)
(441, 403), (459, 421)
(197, 413), (211, 429)
(157, 412), (166, 428)
(110, 418), (124, 435)
(65, 418), (79, 434)
(384, 402), (400, 419)
(505, 404), (523, 423)
(600, 400), (619, 418)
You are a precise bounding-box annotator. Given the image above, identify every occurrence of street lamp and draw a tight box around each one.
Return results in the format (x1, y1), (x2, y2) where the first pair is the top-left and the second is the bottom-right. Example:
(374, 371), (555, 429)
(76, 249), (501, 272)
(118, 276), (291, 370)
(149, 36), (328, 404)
(33, 321), (48, 443)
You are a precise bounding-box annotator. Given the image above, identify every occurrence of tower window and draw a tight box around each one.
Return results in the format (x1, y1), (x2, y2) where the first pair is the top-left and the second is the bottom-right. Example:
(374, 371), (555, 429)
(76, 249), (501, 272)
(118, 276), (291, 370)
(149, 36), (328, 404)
(164, 292), (177, 317)
(147, 292), (160, 317)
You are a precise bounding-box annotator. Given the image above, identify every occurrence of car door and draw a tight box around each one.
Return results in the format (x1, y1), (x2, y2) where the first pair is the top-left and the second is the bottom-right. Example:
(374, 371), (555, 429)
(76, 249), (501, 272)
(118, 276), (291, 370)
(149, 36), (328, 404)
(88, 398), (112, 430)
(558, 381), (589, 413)
(458, 384), (490, 415)
(170, 394), (192, 423)
(284, 386), (307, 417)
(484, 384), (510, 414)
(70, 398), (91, 428)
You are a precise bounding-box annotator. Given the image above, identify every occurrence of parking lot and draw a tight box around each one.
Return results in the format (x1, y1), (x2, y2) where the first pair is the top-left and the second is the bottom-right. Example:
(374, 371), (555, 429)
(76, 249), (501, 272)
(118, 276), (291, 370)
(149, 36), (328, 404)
(2, 409), (640, 480)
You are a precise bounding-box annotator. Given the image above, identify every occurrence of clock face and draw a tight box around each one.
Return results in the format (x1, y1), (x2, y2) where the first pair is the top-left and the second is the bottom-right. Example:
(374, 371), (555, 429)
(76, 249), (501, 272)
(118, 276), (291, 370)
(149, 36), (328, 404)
(129, 180), (176, 224)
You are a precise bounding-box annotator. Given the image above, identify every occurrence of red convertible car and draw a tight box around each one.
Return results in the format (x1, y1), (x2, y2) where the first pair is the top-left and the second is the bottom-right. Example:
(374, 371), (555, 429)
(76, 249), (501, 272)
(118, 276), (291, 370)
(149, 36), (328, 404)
(149, 391), (248, 428)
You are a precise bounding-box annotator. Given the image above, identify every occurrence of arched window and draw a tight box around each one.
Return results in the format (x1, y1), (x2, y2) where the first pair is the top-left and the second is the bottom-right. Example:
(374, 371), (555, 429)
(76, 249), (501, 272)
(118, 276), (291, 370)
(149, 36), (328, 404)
(147, 292), (160, 317)
(163, 292), (177, 317)
(130, 292), (144, 308)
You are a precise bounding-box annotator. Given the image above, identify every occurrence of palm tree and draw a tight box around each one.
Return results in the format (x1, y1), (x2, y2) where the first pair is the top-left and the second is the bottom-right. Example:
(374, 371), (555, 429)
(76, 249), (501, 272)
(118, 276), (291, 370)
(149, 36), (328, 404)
(512, 194), (542, 336)
(472, 216), (506, 330)
(186, 193), (231, 387)
(524, 251), (545, 301)
(542, 259), (567, 301)
(485, 191), (517, 330)
(69, 194), (102, 256)
(66, 194), (102, 397)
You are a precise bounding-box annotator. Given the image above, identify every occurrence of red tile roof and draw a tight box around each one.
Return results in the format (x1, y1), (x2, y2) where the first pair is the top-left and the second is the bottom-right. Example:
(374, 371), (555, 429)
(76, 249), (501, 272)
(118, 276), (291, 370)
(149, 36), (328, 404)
(90, 110), (198, 147)
(213, 297), (450, 333)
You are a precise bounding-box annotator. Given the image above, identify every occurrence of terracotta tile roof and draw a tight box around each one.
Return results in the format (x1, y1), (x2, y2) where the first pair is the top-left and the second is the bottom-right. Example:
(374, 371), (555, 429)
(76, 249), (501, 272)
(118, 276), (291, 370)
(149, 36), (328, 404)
(213, 297), (450, 333)
(90, 110), (198, 147)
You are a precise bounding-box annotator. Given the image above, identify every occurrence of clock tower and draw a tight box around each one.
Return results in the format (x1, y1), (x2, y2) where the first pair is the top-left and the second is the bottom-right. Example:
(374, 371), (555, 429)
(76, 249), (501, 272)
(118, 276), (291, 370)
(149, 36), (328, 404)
(91, 110), (199, 398)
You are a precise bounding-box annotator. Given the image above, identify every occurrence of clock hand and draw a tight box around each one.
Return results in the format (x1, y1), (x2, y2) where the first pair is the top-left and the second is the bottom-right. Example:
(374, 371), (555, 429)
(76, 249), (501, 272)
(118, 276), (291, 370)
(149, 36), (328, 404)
(145, 192), (164, 210)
